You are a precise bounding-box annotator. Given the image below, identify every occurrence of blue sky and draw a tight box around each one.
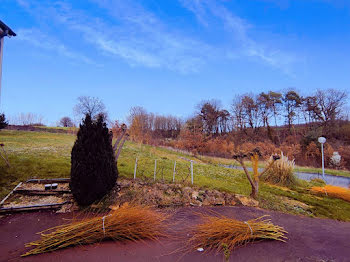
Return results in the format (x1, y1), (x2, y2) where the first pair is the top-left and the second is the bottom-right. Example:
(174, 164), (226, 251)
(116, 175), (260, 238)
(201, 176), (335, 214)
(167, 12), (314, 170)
(1, 0), (349, 125)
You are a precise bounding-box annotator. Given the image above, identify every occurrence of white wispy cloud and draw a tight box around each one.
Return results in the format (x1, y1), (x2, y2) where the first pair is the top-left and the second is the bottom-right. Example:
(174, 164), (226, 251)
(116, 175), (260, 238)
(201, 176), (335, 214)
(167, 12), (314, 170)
(180, 0), (298, 75)
(15, 28), (97, 65)
(15, 0), (299, 74)
(178, 0), (210, 27)
(16, 0), (215, 73)
(65, 0), (214, 73)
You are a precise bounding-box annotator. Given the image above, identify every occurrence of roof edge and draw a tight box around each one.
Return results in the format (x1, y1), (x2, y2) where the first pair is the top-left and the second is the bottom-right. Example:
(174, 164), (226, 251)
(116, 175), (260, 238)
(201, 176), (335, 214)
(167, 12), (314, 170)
(0, 20), (16, 37)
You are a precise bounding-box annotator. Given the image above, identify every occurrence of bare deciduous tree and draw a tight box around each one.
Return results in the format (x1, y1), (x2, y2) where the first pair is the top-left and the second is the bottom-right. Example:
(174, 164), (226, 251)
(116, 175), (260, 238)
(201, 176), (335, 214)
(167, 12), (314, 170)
(218, 109), (230, 134)
(73, 96), (107, 120)
(10, 113), (44, 126)
(234, 149), (280, 199)
(59, 117), (74, 127)
(314, 89), (348, 125)
(231, 95), (246, 131)
(241, 94), (261, 130)
(128, 106), (183, 142)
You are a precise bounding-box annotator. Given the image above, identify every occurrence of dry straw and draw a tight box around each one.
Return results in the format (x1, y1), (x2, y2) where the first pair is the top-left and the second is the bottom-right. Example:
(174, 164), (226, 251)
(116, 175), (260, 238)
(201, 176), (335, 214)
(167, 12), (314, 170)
(22, 204), (168, 257)
(262, 153), (296, 186)
(188, 214), (287, 254)
(311, 185), (350, 202)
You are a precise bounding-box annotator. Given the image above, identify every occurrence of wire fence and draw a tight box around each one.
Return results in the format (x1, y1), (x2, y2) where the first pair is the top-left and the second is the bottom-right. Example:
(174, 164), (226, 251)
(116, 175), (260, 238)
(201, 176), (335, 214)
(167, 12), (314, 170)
(130, 157), (195, 184)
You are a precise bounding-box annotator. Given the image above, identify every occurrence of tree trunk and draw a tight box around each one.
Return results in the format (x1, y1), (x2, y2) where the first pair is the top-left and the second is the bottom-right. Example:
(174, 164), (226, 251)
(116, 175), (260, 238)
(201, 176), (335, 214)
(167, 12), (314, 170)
(250, 181), (259, 199)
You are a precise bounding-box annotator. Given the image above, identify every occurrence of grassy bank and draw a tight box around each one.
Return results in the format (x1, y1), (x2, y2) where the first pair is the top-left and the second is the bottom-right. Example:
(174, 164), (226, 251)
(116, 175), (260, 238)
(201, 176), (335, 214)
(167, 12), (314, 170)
(294, 166), (350, 178)
(0, 130), (349, 221)
(192, 153), (350, 178)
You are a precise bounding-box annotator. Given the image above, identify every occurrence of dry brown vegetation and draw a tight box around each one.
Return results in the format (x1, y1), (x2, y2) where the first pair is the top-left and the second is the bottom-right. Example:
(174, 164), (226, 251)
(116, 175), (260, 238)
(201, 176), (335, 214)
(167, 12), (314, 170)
(262, 153), (297, 186)
(22, 204), (168, 257)
(187, 214), (287, 256)
(311, 185), (350, 203)
(124, 89), (350, 171)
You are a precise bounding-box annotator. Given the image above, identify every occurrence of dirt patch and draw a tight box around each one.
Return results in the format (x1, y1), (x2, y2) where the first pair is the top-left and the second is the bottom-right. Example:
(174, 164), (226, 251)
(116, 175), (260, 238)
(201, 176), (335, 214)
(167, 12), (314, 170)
(2, 195), (65, 208)
(18, 182), (70, 191)
(112, 179), (250, 208)
(1, 181), (74, 213)
(2, 178), (257, 215)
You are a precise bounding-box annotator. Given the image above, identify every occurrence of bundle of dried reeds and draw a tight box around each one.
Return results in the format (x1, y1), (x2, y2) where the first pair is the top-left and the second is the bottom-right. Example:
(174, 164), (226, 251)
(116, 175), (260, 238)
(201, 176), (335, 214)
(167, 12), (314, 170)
(22, 204), (168, 257)
(311, 185), (350, 202)
(188, 215), (287, 254)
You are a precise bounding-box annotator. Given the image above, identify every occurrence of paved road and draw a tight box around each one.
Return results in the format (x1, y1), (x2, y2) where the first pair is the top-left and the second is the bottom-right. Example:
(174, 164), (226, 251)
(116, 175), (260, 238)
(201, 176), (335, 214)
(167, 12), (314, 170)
(1, 206), (350, 262)
(222, 164), (350, 188)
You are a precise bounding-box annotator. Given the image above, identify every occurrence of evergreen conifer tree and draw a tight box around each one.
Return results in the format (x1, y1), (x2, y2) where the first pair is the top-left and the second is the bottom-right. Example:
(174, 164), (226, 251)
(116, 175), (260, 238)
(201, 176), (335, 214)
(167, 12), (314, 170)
(0, 113), (8, 130)
(70, 114), (118, 206)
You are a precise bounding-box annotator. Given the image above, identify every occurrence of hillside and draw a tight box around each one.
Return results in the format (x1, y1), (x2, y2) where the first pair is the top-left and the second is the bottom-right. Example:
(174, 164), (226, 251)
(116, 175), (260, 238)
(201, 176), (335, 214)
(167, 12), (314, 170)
(0, 129), (350, 221)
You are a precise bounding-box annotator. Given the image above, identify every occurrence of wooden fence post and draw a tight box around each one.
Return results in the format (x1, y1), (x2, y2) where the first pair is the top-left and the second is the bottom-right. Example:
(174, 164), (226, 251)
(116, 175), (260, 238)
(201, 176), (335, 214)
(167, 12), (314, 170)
(134, 157), (138, 180)
(190, 160), (194, 184)
(173, 161), (176, 183)
(154, 159), (157, 181)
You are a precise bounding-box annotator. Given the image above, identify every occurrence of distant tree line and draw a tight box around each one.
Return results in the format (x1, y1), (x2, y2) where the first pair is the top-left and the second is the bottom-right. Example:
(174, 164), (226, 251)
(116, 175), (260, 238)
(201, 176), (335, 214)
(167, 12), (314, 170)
(2, 91), (349, 169)
(7, 113), (44, 126)
(193, 89), (348, 137)
(128, 106), (182, 143)
(128, 89), (348, 142)
(127, 89), (350, 170)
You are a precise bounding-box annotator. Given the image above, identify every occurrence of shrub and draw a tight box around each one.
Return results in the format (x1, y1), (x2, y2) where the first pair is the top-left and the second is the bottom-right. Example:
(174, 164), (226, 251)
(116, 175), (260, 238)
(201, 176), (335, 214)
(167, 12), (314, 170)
(262, 153), (297, 186)
(175, 130), (206, 154)
(279, 142), (301, 161)
(70, 114), (118, 206)
(255, 141), (277, 157)
(205, 137), (234, 157)
(0, 113), (8, 130)
(339, 146), (350, 170)
(303, 141), (334, 167)
(329, 152), (341, 169)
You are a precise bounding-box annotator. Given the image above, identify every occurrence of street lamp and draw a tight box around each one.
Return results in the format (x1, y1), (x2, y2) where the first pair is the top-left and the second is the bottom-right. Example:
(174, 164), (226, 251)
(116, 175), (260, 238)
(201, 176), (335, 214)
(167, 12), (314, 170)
(318, 137), (326, 181)
(0, 20), (16, 108)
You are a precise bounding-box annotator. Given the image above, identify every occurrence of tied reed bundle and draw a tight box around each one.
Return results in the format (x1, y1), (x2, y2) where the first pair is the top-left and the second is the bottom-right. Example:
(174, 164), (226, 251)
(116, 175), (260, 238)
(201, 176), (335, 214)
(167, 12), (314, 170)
(311, 185), (350, 202)
(22, 204), (168, 257)
(188, 215), (287, 254)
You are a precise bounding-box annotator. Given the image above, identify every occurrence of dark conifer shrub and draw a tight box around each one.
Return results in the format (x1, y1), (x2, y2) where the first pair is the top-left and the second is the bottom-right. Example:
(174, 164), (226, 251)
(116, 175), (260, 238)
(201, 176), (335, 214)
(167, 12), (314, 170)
(70, 114), (118, 206)
(0, 113), (8, 130)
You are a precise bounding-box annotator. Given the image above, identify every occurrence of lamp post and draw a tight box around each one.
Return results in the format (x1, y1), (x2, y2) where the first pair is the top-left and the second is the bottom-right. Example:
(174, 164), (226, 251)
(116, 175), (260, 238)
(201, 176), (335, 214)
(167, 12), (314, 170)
(318, 137), (326, 181)
(0, 20), (16, 108)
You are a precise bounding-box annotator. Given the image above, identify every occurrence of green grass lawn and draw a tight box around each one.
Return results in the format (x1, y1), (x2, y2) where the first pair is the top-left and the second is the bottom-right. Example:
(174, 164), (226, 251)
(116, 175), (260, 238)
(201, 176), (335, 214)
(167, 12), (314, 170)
(1, 130), (349, 221)
(294, 166), (350, 177)
(193, 153), (350, 178)
(33, 125), (76, 131)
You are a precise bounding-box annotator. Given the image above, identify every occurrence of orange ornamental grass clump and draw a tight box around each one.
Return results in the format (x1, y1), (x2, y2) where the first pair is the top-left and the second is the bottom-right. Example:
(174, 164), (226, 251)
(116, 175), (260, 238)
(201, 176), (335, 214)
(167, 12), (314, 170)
(22, 204), (168, 257)
(311, 185), (350, 202)
(188, 214), (287, 255)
